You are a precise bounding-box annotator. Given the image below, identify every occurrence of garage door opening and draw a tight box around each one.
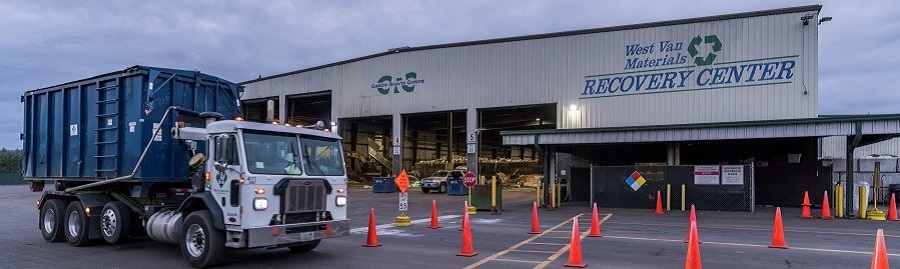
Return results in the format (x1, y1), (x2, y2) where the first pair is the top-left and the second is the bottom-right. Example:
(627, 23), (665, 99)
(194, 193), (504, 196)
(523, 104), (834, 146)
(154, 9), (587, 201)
(286, 91), (331, 127)
(339, 116), (393, 184)
(477, 104), (556, 188)
(404, 111), (467, 180)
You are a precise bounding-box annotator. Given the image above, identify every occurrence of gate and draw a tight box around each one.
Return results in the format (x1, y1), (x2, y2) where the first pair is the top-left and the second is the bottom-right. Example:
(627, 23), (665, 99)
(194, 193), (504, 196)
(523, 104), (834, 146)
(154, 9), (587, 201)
(591, 165), (754, 212)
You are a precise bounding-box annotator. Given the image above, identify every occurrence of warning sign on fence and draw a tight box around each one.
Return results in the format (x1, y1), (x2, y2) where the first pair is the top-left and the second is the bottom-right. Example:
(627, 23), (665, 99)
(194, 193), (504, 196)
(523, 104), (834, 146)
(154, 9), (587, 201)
(693, 166), (720, 185)
(721, 165), (744, 185)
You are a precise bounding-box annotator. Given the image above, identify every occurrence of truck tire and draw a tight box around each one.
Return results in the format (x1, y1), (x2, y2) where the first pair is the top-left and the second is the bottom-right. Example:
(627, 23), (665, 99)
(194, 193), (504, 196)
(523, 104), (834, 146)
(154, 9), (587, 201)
(64, 201), (91, 247)
(288, 239), (321, 252)
(422, 188), (430, 193)
(100, 201), (131, 244)
(181, 210), (225, 268)
(439, 183), (447, 194)
(40, 199), (68, 242)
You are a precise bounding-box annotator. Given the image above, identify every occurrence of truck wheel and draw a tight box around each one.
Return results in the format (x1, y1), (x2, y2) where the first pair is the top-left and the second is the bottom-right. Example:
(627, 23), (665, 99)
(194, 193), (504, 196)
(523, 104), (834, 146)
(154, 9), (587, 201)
(288, 239), (321, 252)
(40, 199), (68, 242)
(439, 183), (447, 193)
(181, 210), (225, 268)
(422, 188), (430, 193)
(100, 201), (131, 244)
(64, 201), (91, 247)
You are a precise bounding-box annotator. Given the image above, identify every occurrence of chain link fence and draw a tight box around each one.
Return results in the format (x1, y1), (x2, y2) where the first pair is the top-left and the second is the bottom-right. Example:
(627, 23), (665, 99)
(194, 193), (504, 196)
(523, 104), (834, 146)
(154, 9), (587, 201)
(0, 173), (23, 185)
(591, 165), (753, 212)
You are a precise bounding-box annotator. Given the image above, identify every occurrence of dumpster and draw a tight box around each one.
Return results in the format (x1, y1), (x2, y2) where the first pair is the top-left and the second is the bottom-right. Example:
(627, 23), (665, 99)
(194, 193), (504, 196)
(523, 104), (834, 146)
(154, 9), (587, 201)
(447, 178), (467, 196)
(372, 177), (397, 193)
(471, 180), (502, 211)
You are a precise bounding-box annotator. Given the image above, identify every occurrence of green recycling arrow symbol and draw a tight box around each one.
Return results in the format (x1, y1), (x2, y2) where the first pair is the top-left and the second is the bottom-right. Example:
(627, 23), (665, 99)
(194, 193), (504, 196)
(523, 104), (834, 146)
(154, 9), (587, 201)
(687, 34), (723, 66)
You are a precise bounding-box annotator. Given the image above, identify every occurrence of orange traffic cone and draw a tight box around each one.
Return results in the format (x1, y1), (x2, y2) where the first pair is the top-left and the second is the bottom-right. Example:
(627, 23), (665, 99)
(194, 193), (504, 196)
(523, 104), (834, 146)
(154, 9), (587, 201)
(769, 207), (788, 249)
(800, 191), (812, 219)
(589, 203), (602, 237)
(871, 229), (890, 269)
(529, 201), (541, 234)
(685, 220), (702, 269)
(888, 194), (898, 221)
(460, 201), (468, 231)
(821, 191), (834, 220)
(429, 199), (441, 229)
(685, 205), (700, 243)
(363, 208), (381, 247)
(564, 217), (587, 267)
(655, 191), (664, 215)
(457, 202), (477, 257)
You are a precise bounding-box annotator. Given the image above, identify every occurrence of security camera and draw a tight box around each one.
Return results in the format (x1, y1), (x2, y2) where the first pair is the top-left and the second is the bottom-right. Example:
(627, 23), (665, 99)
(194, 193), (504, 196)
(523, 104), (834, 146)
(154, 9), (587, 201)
(801, 14), (815, 25)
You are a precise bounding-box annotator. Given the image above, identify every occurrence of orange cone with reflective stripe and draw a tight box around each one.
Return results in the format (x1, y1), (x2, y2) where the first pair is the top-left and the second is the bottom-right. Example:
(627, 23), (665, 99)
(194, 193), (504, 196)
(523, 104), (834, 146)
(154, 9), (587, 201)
(457, 201), (477, 257)
(800, 191), (812, 219)
(655, 191), (664, 215)
(821, 191), (834, 220)
(564, 217), (587, 268)
(685, 205), (700, 243)
(529, 201), (541, 234)
(363, 208), (381, 247)
(685, 220), (702, 269)
(589, 203), (602, 237)
(871, 229), (890, 269)
(769, 207), (788, 249)
(888, 194), (898, 221)
(429, 199), (441, 229)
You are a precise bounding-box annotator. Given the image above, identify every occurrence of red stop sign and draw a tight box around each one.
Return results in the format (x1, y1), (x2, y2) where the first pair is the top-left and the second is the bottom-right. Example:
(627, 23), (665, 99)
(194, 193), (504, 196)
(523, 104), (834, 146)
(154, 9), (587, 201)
(463, 172), (477, 188)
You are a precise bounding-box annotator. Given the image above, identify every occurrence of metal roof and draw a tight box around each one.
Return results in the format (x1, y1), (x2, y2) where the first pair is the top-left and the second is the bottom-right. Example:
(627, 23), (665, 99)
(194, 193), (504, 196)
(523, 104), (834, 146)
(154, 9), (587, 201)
(501, 114), (900, 145)
(241, 5), (822, 85)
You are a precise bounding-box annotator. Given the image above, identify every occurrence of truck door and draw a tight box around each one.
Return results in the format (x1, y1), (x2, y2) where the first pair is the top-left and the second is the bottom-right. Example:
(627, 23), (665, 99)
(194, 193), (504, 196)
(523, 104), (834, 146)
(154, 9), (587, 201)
(211, 134), (242, 226)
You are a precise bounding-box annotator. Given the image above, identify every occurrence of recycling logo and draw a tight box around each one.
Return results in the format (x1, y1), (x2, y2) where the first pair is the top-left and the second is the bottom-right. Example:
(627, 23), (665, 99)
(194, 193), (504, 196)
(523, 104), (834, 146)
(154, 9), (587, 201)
(687, 35), (722, 66)
(373, 72), (424, 95)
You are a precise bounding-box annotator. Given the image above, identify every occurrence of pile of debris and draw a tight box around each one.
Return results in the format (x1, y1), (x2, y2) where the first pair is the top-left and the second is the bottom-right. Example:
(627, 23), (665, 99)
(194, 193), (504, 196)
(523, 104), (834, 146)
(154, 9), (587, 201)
(495, 172), (542, 188)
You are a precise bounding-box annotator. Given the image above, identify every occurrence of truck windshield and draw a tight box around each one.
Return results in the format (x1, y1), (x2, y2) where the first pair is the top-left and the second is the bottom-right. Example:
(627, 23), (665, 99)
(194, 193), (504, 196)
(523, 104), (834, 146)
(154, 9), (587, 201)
(243, 132), (302, 175)
(301, 138), (344, 176)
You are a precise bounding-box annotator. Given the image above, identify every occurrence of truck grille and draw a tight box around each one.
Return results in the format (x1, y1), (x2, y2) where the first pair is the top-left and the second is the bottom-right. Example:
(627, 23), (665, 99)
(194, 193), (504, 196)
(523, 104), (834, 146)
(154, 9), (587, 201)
(283, 180), (326, 214)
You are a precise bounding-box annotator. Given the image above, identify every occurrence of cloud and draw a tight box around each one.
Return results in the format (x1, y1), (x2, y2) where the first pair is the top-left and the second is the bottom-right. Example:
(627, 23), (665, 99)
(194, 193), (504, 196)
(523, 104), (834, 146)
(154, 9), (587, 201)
(2, 0), (899, 149)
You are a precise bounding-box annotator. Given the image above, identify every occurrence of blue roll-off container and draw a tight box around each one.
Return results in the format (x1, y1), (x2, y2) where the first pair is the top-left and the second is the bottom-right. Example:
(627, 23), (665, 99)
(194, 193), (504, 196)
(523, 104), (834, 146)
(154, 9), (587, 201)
(22, 66), (243, 183)
(372, 177), (397, 193)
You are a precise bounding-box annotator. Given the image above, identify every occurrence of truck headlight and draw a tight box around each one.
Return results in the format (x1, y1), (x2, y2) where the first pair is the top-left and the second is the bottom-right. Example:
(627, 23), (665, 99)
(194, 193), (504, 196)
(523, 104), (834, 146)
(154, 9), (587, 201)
(253, 198), (268, 211)
(335, 195), (347, 207)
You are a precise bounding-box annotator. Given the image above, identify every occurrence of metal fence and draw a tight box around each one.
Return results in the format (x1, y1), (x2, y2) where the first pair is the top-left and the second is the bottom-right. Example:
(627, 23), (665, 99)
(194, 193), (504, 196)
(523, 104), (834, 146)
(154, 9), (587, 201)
(591, 165), (754, 212)
(0, 173), (23, 185)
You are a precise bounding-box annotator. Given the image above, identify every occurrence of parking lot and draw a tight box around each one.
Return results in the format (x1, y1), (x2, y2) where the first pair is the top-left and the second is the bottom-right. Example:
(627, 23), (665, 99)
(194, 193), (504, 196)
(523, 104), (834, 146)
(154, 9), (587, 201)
(1, 184), (897, 268)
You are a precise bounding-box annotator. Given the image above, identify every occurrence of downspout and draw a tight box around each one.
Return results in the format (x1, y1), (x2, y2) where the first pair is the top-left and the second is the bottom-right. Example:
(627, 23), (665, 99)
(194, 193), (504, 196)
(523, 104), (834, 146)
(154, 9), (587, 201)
(845, 122), (862, 218)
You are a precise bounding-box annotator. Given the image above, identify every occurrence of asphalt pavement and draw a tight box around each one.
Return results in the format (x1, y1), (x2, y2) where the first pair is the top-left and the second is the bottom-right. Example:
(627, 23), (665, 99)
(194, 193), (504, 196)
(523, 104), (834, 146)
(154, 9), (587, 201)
(0, 184), (897, 269)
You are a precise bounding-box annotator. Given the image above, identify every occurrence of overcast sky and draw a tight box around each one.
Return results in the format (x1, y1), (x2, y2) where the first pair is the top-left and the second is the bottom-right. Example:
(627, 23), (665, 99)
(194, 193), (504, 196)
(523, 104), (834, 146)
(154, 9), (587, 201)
(2, 0), (898, 149)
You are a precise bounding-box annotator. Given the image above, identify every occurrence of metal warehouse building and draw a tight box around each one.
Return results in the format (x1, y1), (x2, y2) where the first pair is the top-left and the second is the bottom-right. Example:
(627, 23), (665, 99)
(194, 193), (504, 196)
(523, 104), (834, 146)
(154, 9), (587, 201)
(241, 5), (900, 213)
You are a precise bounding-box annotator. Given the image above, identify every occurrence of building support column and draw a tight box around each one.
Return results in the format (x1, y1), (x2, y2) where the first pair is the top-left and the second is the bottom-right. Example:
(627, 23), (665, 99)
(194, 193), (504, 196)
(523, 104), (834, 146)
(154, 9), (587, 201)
(846, 124), (862, 218)
(278, 95), (286, 124)
(674, 142), (681, 165)
(466, 108), (478, 176)
(392, 113), (403, 176)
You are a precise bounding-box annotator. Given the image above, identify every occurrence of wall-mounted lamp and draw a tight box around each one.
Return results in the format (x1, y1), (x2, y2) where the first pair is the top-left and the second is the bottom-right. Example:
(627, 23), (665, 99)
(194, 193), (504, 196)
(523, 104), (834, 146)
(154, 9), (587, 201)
(568, 104), (579, 112)
(818, 17), (832, 25)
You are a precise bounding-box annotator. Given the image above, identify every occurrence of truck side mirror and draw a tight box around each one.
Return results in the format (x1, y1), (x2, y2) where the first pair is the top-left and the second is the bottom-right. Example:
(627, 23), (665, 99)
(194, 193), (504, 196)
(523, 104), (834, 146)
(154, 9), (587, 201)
(214, 134), (229, 172)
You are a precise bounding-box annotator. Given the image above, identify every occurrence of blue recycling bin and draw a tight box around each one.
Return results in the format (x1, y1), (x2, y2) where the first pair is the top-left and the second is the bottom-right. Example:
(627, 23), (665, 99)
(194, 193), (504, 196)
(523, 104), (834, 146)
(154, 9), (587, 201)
(372, 177), (397, 193)
(447, 178), (468, 196)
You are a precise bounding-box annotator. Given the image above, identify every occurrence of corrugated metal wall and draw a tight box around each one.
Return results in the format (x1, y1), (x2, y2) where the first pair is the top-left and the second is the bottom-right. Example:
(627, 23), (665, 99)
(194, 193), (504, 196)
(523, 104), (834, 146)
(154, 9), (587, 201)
(820, 136), (900, 159)
(243, 9), (818, 129)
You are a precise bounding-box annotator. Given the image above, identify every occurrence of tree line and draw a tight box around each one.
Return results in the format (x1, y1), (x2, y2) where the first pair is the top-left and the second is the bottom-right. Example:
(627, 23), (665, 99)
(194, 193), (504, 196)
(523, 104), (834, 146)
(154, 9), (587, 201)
(0, 149), (21, 174)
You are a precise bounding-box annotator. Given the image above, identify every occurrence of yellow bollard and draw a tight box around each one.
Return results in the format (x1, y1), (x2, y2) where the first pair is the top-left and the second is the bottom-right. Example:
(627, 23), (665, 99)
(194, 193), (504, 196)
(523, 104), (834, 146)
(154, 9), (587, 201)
(491, 176), (500, 215)
(535, 183), (542, 206)
(859, 185), (868, 219)
(555, 181), (562, 208)
(681, 184), (686, 211)
(550, 180), (556, 209)
(666, 184), (671, 211)
(835, 183), (844, 218)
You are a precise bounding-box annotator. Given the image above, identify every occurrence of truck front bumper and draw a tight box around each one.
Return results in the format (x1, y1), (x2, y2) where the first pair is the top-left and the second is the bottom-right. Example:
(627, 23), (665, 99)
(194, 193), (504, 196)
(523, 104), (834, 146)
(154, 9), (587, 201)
(246, 219), (350, 248)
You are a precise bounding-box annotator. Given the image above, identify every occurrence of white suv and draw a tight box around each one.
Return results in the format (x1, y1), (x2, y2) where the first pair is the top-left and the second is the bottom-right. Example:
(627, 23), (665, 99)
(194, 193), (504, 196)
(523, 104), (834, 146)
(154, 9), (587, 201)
(420, 170), (464, 193)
